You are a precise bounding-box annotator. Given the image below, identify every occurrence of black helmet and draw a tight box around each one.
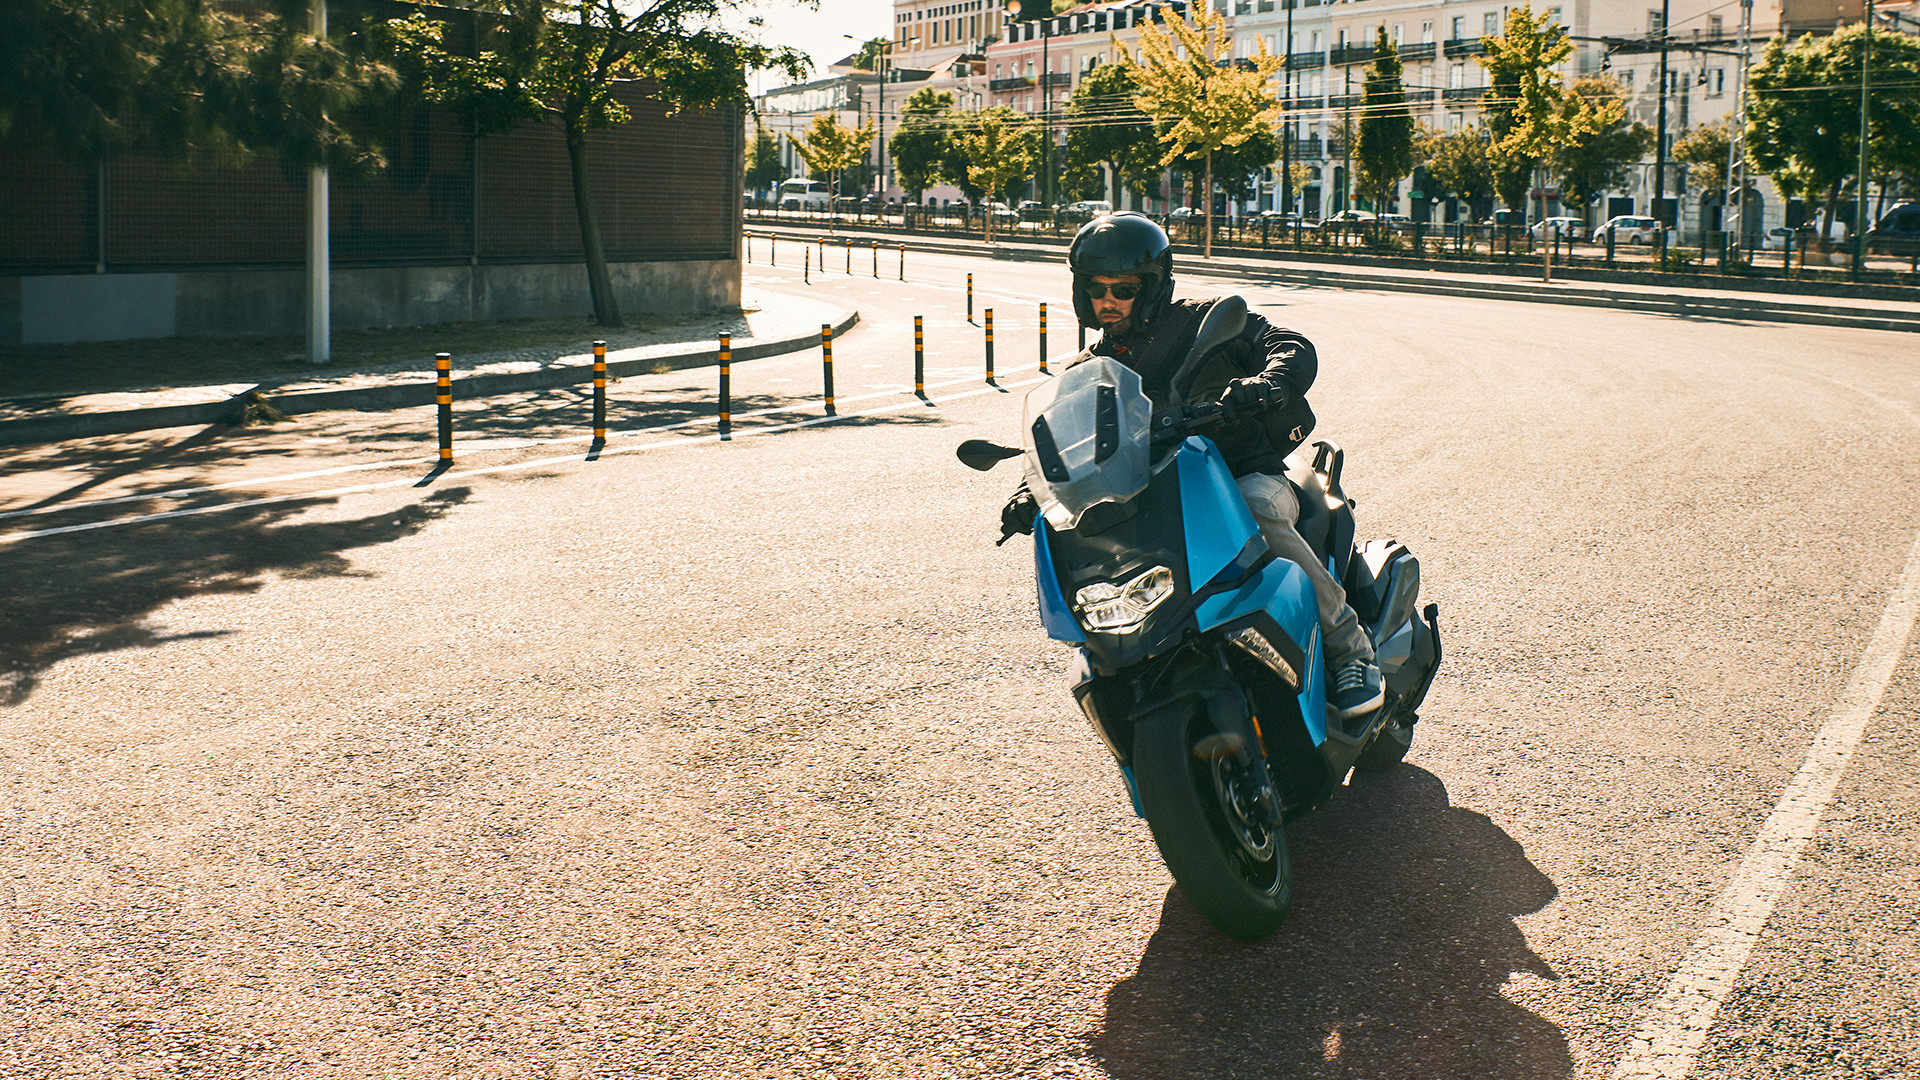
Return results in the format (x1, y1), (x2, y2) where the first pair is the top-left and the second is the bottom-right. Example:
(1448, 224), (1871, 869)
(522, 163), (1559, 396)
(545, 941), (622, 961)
(1068, 211), (1174, 331)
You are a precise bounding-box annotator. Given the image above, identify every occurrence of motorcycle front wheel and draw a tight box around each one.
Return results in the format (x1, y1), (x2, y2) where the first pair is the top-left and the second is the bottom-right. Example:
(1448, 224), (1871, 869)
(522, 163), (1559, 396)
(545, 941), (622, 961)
(1132, 700), (1292, 940)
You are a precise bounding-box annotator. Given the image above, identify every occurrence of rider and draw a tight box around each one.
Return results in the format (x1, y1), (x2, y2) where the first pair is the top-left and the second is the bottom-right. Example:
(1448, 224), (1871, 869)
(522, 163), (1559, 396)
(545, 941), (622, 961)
(1001, 211), (1384, 720)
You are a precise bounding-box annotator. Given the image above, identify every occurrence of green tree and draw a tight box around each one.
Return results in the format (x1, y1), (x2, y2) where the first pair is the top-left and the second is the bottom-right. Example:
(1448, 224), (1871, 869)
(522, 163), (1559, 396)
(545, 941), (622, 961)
(1127, 3), (1283, 255)
(1746, 24), (1920, 237)
(1355, 26), (1416, 222)
(1424, 127), (1496, 219)
(1170, 125), (1279, 205)
(382, 0), (805, 328)
(950, 107), (1039, 239)
(1553, 75), (1654, 211)
(1060, 63), (1161, 207)
(794, 112), (876, 210)
(1478, 4), (1579, 222)
(745, 116), (784, 197)
(1673, 121), (1731, 201)
(888, 86), (954, 202)
(1, 0), (394, 168)
(851, 36), (889, 71)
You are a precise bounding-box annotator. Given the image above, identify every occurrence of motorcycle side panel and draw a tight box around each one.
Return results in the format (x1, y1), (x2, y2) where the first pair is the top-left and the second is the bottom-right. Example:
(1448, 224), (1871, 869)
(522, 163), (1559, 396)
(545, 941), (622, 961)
(1033, 523), (1086, 643)
(1174, 438), (1262, 592)
(1195, 556), (1327, 746)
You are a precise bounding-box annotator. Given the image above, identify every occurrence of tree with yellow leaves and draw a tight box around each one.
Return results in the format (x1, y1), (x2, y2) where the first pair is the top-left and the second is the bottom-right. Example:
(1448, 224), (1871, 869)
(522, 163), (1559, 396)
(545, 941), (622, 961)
(1124, 4), (1283, 257)
(794, 112), (878, 228)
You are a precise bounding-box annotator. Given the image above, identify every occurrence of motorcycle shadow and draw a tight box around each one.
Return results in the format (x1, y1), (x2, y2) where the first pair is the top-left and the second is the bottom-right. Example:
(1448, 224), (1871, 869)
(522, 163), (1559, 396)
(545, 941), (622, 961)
(1089, 766), (1569, 1079)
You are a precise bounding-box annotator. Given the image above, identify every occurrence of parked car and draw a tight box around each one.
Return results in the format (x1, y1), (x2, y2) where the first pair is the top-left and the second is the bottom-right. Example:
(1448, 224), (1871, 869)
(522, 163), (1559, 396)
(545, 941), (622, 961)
(1865, 202), (1920, 257)
(1759, 225), (1801, 251)
(1318, 209), (1376, 234)
(1016, 200), (1048, 222)
(1257, 210), (1308, 227)
(1376, 212), (1414, 232)
(1061, 199), (1112, 223)
(777, 178), (831, 211)
(1483, 208), (1525, 227)
(1167, 205), (1199, 221)
(1597, 215), (1659, 244)
(1529, 216), (1588, 241)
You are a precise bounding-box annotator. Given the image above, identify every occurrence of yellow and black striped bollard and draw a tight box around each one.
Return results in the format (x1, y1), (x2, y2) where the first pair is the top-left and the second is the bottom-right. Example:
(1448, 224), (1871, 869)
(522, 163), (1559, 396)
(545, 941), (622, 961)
(844, 238), (852, 275)
(718, 334), (732, 441)
(966, 273), (974, 322)
(898, 244), (906, 281)
(591, 339), (607, 442)
(770, 233), (777, 266)
(1038, 303), (1048, 374)
(913, 315), (925, 398)
(984, 308), (994, 384)
(821, 323), (836, 416)
(804, 246), (810, 284)
(434, 352), (453, 461)
(871, 241), (879, 278)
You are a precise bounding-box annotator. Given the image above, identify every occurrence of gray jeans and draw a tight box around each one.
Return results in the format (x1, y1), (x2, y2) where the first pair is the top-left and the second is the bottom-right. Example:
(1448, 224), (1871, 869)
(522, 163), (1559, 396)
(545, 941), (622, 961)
(1236, 472), (1374, 668)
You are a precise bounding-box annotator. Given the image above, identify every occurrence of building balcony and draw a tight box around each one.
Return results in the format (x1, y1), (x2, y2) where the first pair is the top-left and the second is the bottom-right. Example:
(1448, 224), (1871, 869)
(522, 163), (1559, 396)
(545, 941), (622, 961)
(1286, 50), (1325, 70)
(1330, 44), (1375, 66)
(1407, 88), (1436, 104)
(1039, 72), (1072, 88)
(1283, 94), (1325, 111)
(1398, 42), (1437, 62)
(1442, 86), (1488, 102)
(989, 77), (1033, 92)
(1443, 38), (1487, 58)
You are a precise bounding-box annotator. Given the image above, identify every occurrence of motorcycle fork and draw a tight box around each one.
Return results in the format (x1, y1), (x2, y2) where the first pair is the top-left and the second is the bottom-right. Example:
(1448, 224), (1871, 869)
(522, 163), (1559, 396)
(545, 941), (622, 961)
(1190, 648), (1286, 830)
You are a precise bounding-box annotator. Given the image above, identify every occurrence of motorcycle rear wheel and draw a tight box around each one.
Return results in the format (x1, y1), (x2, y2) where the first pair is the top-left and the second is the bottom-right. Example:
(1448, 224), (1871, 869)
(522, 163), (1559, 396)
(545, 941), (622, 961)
(1132, 701), (1292, 940)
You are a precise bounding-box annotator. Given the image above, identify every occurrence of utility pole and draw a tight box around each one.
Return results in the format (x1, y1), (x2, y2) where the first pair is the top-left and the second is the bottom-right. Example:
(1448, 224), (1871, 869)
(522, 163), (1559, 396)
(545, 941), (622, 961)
(1852, 0), (1874, 280)
(1041, 14), (1052, 208)
(307, 0), (330, 365)
(1282, 0), (1295, 216)
(1652, 0), (1670, 224)
(1342, 65), (1352, 214)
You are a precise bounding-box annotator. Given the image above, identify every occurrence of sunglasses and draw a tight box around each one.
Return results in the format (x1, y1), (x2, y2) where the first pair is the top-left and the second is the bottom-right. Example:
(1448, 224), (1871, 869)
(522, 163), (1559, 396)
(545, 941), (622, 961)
(1081, 281), (1142, 301)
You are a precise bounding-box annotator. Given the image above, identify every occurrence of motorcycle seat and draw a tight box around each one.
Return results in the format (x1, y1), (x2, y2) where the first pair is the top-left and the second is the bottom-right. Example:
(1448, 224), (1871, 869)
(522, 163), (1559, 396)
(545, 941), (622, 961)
(1282, 443), (1356, 583)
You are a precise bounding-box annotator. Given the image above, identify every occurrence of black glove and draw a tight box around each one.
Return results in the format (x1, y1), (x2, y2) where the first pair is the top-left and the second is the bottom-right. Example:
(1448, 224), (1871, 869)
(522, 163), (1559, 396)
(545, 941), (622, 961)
(1218, 377), (1283, 422)
(998, 487), (1039, 545)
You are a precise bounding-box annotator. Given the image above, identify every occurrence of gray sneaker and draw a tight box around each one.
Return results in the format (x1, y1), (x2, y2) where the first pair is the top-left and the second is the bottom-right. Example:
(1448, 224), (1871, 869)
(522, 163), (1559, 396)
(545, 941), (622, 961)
(1330, 657), (1385, 720)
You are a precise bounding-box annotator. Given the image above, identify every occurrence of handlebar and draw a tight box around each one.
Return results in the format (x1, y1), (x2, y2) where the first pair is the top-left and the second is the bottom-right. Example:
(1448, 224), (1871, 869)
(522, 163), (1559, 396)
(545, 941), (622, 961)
(1151, 401), (1228, 440)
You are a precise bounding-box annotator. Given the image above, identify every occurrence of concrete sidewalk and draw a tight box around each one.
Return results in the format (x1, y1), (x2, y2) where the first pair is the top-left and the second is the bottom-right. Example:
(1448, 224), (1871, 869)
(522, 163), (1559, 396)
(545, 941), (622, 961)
(0, 289), (857, 447)
(751, 222), (1920, 335)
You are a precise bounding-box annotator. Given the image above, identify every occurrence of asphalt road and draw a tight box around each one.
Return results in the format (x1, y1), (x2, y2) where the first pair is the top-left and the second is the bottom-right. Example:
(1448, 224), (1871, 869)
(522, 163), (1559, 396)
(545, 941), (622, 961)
(2, 252), (1917, 1079)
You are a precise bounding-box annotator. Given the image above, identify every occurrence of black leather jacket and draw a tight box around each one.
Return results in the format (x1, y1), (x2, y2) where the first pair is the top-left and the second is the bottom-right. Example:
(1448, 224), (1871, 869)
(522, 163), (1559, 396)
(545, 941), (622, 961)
(1074, 297), (1318, 477)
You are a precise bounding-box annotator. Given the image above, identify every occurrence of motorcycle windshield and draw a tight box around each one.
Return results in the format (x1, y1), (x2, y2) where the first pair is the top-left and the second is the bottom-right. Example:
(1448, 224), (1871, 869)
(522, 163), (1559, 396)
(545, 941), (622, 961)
(1022, 356), (1153, 530)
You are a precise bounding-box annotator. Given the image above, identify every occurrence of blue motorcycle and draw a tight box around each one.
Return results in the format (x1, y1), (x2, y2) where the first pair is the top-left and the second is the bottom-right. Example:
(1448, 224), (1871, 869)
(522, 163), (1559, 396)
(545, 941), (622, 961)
(959, 297), (1442, 940)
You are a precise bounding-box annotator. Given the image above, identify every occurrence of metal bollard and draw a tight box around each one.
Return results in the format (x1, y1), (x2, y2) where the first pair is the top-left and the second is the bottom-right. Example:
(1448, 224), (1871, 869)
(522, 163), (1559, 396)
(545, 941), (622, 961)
(592, 339), (607, 441)
(804, 246), (810, 284)
(872, 242), (879, 278)
(984, 308), (994, 384)
(967, 273), (974, 322)
(718, 334), (732, 441)
(845, 238), (852, 275)
(914, 315), (925, 398)
(1038, 302), (1048, 374)
(434, 352), (453, 462)
(821, 323), (836, 415)
(770, 233), (777, 266)
(899, 244), (906, 281)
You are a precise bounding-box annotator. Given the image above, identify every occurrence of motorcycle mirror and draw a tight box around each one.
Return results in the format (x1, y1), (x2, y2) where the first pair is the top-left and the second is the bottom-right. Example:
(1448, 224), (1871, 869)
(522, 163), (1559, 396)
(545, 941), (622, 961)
(1168, 295), (1249, 402)
(956, 439), (1023, 471)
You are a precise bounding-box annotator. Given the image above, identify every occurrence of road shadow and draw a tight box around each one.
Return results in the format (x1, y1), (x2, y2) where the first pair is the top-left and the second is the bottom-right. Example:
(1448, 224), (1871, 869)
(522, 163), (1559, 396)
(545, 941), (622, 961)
(0, 486), (471, 706)
(1088, 767), (1568, 1079)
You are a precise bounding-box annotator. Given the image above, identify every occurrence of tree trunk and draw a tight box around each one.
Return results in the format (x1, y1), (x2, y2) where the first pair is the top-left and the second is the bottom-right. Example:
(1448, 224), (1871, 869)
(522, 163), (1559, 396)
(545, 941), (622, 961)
(1203, 152), (1213, 259)
(565, 116), (623, 328)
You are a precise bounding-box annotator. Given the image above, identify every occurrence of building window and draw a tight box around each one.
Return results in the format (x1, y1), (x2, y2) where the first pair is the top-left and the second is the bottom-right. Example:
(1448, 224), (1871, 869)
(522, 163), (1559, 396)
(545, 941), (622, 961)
(1648, 9), (1664, 35)
(1448, 112), (1463, 131)
(1545, 7), (1561, 27)
(1393, 23), (1402, 45)
(1450, 63), (1464, 88)
(1708, 67), (1724, 95)
(1451, 16), (1465, 39)
(1483, 12), (1499, 36)
(1709, 14), (1723, 36)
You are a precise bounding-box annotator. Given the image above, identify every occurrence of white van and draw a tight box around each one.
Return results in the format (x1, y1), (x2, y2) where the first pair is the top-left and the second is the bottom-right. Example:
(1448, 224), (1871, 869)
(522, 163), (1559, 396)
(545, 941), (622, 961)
(779, 179), (830, 211)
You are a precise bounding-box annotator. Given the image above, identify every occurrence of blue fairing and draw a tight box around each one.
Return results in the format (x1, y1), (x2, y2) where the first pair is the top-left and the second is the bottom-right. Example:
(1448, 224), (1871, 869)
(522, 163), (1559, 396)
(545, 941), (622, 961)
(1176, 438), (1260, 589)
(1034, 522), (1085, 642)
(1180, 438), (1328, 745)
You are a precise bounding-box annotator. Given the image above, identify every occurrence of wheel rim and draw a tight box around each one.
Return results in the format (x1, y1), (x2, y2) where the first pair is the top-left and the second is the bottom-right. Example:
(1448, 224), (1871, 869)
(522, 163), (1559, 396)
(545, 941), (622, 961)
(1205, 755), (1282, 894)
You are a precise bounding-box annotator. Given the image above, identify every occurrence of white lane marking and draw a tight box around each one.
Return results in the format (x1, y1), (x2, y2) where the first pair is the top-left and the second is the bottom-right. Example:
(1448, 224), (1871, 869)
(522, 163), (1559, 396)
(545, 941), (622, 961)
(1610, 526), (1920, 1080)
(0, 376), (1048, 544)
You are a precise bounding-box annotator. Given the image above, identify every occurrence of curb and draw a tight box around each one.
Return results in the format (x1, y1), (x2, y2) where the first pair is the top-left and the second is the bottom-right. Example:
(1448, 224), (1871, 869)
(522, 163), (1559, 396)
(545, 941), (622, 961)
(754, 226), (1920, 335)
(0, 309), (860, 448)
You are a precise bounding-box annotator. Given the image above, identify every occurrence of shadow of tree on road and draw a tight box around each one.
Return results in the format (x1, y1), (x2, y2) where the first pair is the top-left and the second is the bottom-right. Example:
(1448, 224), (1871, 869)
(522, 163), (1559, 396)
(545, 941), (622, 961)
(1089, 767), (1568, 1079)
(0, 487), (472, 706)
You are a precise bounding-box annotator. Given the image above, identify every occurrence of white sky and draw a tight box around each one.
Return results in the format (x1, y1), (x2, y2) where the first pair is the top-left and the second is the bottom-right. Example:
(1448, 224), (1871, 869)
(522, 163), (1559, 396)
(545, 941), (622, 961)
(728, 0), (896, 97)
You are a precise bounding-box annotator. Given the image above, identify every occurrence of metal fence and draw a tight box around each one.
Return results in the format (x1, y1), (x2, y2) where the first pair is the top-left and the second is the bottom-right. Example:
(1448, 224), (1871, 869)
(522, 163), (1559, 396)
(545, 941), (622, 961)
(743, 204), (1920, 285)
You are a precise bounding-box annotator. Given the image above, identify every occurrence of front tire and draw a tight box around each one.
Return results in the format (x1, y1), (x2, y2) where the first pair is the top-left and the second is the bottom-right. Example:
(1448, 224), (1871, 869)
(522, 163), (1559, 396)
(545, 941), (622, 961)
(1132, 701), (1292, 940)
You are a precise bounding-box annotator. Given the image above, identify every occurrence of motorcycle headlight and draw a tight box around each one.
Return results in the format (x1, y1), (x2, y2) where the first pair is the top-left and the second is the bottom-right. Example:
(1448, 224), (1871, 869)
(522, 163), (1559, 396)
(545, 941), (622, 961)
(1074, 566), (1175, 633)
